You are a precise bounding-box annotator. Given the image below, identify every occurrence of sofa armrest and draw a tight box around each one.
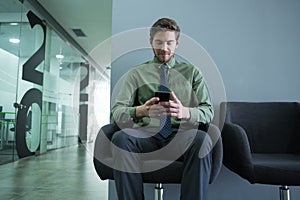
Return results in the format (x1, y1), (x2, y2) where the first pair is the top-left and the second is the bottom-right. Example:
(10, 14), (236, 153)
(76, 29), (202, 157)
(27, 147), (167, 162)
(222, 122), (255, 182)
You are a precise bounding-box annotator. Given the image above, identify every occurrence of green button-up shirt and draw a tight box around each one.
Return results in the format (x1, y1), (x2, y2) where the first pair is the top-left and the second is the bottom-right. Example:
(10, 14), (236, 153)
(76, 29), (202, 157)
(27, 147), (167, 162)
(111, 56), (214, 128)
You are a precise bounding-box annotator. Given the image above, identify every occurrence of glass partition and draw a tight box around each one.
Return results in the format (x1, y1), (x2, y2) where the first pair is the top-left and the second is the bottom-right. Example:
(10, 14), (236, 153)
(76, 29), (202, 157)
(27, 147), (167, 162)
(0, 0), (23, 164)
(42, 29), (84, 151)
(0, 0), (91, 164)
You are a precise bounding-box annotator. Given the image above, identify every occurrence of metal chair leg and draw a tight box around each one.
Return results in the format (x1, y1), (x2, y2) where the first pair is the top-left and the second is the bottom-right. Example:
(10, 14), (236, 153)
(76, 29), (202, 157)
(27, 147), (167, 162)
(279, 185), (290, 200)
(154, 183), (163, 200)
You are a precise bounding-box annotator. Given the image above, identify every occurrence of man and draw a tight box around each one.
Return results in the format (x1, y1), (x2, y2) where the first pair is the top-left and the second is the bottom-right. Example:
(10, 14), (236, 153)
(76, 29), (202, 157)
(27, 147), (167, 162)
(111, 17), (214, 200)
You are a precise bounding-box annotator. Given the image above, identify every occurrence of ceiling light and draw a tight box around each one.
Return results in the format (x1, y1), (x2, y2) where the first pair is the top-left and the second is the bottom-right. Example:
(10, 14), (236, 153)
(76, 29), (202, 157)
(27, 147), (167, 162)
(9, 38), (20, 44)
(9, 22), (19, 26)
(56, 54), (64, 59)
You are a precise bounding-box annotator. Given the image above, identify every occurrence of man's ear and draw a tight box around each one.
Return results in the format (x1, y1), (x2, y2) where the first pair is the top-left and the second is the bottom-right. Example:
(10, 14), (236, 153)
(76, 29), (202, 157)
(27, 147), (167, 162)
(176, 39), (180, 48)
(149, 38), (153, 47)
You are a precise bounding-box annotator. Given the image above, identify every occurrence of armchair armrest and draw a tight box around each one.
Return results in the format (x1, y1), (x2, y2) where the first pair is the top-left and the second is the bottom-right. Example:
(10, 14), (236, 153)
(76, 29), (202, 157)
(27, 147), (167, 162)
(207, 123), (223, 183)
(222, 122), (255, 182)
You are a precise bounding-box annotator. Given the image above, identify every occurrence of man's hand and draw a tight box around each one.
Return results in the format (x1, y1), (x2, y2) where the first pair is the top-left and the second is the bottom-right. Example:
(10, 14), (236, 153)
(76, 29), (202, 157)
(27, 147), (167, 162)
(160, 91), (190, 120)
(136, 92), (190, 120)
(136, 97), (163, 118)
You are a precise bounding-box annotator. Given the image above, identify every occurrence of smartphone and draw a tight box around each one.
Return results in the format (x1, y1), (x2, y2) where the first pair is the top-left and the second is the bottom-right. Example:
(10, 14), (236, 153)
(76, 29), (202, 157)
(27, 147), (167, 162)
(155, 91), (170, 102)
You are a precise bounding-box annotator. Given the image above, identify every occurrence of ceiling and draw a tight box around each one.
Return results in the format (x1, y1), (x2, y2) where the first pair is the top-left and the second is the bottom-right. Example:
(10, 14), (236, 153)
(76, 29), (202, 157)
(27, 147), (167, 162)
(0, 0), (112, 82)
(0, 0), (112, 63)
(36, 0), (112, 54)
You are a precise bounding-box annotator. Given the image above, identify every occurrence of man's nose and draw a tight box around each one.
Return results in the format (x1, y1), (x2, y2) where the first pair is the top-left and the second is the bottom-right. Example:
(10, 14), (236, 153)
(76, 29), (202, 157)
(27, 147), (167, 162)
(160, 43), (168, 50)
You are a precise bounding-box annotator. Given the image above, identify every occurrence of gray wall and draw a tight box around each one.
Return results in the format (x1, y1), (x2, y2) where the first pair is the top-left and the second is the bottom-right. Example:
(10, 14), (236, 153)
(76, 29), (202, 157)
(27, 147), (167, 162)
(111, 0), (300, 102)
(110, 0), (300, 199)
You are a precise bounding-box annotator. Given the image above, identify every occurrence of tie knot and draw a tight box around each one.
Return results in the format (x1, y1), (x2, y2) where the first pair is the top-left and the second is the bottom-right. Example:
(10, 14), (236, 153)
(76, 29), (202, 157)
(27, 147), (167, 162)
(161, 63), (168, 70)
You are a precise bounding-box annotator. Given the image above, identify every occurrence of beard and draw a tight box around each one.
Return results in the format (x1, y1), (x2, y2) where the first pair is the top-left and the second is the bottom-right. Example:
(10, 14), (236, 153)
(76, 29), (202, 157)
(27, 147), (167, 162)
(153, 49), (174, 63)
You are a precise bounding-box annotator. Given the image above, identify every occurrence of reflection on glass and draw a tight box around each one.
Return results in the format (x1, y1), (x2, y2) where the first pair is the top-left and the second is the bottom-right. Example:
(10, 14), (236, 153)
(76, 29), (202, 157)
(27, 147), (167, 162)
(43, 29), (84, 151)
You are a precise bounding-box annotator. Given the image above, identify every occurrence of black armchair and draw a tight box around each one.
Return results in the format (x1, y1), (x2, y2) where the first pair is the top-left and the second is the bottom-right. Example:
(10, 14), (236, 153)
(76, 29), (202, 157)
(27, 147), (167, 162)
(93, 123), (223, 200)
(221, 102), (300, 200)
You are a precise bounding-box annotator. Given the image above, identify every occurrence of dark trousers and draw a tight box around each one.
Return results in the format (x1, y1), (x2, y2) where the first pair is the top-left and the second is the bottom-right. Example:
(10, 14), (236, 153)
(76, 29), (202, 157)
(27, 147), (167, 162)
(111, 127), (212, 200)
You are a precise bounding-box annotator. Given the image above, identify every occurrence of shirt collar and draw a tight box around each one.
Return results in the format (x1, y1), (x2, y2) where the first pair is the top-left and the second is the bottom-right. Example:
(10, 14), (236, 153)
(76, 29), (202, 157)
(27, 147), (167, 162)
(153, 56), (176, 68)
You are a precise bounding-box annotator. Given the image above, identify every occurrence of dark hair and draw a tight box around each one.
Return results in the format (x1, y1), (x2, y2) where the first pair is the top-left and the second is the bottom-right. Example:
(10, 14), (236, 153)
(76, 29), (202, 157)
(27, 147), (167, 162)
(150, 18), (180, 41)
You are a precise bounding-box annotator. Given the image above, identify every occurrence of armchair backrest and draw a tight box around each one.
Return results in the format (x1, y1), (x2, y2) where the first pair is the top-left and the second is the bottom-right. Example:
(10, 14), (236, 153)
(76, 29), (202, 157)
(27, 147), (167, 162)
(222, 102), (300, 154)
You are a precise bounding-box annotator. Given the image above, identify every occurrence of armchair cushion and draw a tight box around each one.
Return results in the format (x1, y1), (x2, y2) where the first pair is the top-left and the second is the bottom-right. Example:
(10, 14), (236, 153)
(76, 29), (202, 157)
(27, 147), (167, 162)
(253, 154), (300, 185)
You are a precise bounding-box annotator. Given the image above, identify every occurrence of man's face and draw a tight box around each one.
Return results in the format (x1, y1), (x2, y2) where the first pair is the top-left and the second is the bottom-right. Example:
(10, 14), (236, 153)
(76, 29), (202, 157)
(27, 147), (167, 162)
(150, 31), (179, 63)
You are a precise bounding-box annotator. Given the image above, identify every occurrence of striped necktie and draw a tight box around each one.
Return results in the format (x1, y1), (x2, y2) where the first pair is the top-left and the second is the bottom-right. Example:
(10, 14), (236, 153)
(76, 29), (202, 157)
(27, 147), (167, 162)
(159, 64), (172, 138)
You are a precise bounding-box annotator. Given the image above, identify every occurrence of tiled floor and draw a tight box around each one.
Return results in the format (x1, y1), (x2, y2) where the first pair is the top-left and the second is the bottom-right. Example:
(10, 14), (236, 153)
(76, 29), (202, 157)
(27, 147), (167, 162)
(0, 145), (108, 200)
(4, 144), (300, 200)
